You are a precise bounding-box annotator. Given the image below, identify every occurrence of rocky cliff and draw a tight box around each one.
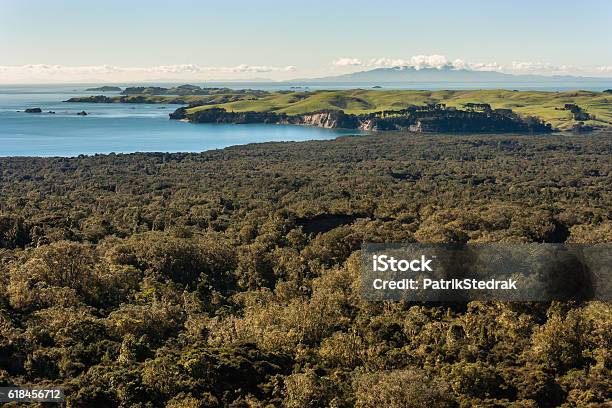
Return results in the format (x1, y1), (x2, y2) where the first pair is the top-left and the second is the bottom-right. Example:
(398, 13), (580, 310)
(171, 106), (552, 133)
(283, 111), (360, 129)
(179, 108), (283, 124)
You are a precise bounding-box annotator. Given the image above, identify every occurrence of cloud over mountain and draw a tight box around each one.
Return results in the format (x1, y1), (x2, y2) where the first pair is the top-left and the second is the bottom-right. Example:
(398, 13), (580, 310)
(333, 58), (363, 67)
(331, 54), (612, 77)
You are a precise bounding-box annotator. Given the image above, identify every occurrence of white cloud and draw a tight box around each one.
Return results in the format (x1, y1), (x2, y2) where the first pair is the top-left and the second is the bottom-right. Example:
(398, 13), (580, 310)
(451, 59), (504, 72)
(405, 55), (448, 70)
(366, 58), (410, 68)
(595, 65), (612, 74)
(0, 64), (298, 83)
(225, 64), (296, 73)
(509, 61), (558, 74)
(506, 61), (612, 76)
(333, 58), (363, 67)
(367, 55), (449, 70)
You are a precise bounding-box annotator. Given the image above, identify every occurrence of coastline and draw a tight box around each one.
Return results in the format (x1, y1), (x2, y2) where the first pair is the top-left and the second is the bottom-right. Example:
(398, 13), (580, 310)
(65, 87), (612, 133)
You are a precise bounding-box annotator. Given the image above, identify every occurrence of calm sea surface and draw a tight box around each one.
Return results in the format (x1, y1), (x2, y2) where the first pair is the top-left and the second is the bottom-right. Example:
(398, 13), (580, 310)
(0, 85), (363, 157)
(1, 81), (611, 157)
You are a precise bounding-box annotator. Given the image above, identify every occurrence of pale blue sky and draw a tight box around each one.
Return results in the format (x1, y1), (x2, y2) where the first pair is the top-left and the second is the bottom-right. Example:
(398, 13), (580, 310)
(1, 0), (611, 82)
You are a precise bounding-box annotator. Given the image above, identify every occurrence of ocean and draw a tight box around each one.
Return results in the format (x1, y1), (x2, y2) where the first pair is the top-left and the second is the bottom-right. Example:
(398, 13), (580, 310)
(0, 84), (361, 157)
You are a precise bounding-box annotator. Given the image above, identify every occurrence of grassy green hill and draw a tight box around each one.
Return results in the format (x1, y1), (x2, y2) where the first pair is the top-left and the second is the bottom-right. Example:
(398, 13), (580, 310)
(69, 88), (612, 131)
(184, 89), (612, 131)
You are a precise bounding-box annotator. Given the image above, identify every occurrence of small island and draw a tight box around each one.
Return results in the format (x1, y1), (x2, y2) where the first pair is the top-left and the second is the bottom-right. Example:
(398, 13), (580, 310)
(85, 86), (122, 92)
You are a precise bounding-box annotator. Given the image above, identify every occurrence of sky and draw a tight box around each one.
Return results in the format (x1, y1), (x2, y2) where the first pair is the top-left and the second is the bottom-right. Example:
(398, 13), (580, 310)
(1, 0), (611, 83)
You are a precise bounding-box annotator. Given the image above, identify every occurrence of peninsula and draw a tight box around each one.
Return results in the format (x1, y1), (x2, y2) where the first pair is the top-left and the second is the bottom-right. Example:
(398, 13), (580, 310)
(66, 86), (612, 132)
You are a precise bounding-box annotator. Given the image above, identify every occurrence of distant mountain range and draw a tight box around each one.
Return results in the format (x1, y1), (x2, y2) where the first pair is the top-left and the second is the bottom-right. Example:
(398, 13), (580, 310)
(301, 66), (612, 83)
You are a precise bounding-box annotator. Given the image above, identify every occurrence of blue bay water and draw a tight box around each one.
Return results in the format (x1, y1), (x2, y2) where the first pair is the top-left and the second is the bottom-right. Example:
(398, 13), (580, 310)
(0, 85), (360, 157)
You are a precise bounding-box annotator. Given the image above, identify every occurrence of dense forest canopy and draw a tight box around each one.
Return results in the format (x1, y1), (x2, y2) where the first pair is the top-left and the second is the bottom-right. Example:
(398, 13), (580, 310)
(0, 132), (611, 407)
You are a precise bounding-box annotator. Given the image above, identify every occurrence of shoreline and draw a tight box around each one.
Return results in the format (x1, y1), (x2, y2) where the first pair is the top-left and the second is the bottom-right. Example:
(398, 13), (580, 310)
(2, 130), (609, 159)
